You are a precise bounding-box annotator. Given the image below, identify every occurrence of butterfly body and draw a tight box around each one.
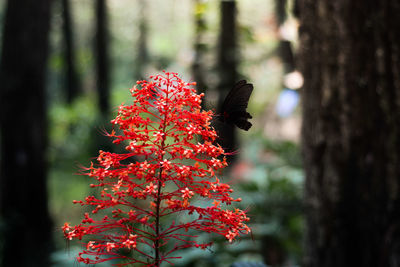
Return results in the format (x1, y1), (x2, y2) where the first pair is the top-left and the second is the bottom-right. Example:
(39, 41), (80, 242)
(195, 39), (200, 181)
(220, 80), (253, 131)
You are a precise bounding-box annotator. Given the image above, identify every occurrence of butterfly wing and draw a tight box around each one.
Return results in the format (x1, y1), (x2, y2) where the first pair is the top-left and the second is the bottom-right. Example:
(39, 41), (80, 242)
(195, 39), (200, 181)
(221, 80), (254, 131)
(222, 80), (253, 113)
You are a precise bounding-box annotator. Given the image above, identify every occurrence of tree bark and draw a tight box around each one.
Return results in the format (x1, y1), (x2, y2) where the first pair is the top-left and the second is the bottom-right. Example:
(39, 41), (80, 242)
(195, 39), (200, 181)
(192, 0), (208, 100)
(61, 0), (80, 103)
(299, 1), (400, 266)
(0, 0), (53, 266)
(135, 0), (149, 80)
(95, 0), (110, 115)
(216, 0), (238, 160)
(274, 0), (287, 25)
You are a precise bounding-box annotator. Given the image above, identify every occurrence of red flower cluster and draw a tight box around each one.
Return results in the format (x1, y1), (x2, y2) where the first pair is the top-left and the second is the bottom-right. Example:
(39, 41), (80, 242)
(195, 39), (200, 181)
(63, 72), (250, 266)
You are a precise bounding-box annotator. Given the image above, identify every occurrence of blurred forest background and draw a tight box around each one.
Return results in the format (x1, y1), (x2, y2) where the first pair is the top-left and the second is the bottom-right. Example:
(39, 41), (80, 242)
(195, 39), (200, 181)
(0, 0), (399, 267)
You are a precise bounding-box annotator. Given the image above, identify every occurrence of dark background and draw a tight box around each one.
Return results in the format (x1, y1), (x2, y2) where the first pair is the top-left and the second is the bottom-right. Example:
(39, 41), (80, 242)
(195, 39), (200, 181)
(0, 0), (399, 266)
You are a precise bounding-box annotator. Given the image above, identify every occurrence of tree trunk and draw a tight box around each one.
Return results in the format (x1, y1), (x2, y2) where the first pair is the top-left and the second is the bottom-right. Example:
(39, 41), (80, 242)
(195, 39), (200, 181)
(274, 0), (287, 25)
(192, 0), (208, 100)
(61, 0), (80, 103)
(0, 0), (53, 266)
(135, 0), (149, 80)
(216, 0), (238, 159)
(95, 0), (110, 115)
(299, 1), (400, 266)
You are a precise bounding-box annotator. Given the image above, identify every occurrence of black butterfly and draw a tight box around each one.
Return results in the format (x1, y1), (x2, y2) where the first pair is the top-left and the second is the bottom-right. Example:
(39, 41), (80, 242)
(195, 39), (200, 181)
(220, 80), (254, 131)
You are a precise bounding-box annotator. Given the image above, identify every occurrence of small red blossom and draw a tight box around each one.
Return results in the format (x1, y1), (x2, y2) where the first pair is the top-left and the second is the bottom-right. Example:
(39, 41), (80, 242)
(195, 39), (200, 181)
(180, 187), (195, 199)
(63, 72), (250, 266)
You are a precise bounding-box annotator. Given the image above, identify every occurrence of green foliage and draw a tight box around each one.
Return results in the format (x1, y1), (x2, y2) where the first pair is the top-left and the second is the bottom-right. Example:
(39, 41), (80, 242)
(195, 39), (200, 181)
(242, 137), (304, 264)
(172, 136), (304, 267)
(239, 24), (256, 44)
(48, 95), (103, 252)
(49, 95), (97, 164)
(41, 0), (302, 265)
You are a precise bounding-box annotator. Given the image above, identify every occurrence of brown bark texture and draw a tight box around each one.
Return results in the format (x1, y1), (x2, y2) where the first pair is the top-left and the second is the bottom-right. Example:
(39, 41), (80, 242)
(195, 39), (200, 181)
(299, 0), (400, 266)
(0, 0), (53, 266)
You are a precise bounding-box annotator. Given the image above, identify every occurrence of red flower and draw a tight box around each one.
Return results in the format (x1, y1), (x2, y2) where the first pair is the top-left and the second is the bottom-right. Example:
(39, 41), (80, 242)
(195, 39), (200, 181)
(63, 72), (250, 266)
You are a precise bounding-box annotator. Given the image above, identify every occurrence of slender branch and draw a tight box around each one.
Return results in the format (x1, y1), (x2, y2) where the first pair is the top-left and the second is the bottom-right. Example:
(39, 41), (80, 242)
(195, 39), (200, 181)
(154, 75), (171, 266)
